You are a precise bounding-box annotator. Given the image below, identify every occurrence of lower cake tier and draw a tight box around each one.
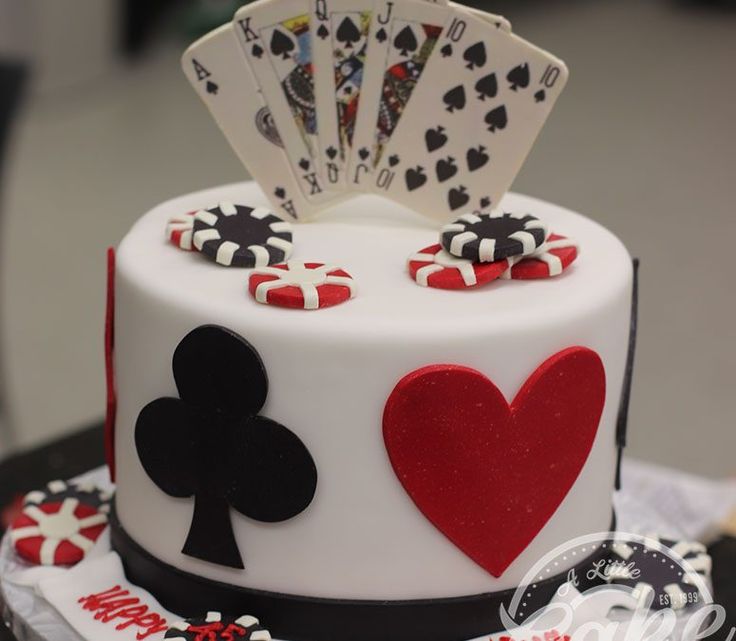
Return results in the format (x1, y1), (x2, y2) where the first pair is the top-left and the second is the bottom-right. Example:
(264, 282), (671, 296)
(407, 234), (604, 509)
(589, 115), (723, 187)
(112, 182), (632, 612)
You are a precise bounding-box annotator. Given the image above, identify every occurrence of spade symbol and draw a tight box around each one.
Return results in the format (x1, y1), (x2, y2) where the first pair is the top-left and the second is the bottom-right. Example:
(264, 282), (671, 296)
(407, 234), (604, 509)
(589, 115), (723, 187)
(475, 73), (498, 101)
(480, 196), (492, 209)
(535, 89), (547, 103)
(441, 44), (453, 58)
(425, 126), (448, 152)
(336, 17), (361, 48)
(448, 186), (470, 211)
(485, 105), (508, 132)
(463, 42), (487, 70)
(389, 154), (400, 167)
(206, 80), (219, 95)
(252, 43), (264, 59)
(405, 167), (428, 191)
(299, 158), (311, 171)
(507, 63), (530, 91)
(394, 26), (418, 57)
(359, 147), (370, 161)
(436, 157), (458, 183)
(317, 24), (330, 40)
(270, 30), (295, 60)
(467, 145), (490, 172)
(275, 187), (287, 200)
(376, 27), (388, 43)
(443, 85), (466, 113)
(327, 146), (338, 160)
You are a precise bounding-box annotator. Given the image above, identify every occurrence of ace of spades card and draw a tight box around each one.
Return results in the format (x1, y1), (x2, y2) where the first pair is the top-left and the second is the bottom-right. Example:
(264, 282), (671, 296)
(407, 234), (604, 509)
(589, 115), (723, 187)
(311, 0), (373, 190)
(371, 9), (568, 222)
(182, 25), (316, 220)
(233, 0), (335, 204)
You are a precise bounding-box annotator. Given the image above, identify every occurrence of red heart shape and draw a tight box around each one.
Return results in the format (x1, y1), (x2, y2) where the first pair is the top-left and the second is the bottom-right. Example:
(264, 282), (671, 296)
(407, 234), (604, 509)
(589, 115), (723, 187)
(383, 347), (605, 577)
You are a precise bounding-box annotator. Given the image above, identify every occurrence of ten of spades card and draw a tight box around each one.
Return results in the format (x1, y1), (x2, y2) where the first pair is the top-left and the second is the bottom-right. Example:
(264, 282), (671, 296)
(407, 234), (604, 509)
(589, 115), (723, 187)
(182, 25), (315, 220)
(311, 0), (373, 191)
(233, 0), (335, 203)
(371, 8), (568, 221)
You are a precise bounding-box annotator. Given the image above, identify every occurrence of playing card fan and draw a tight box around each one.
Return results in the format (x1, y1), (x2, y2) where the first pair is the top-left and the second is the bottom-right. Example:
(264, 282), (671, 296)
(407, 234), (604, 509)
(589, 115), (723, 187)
(182, 0), (568, 223)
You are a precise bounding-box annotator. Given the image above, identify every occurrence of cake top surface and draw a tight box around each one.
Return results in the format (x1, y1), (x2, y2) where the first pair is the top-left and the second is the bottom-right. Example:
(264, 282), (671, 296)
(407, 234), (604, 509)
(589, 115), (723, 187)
(118, 181), (631, 341)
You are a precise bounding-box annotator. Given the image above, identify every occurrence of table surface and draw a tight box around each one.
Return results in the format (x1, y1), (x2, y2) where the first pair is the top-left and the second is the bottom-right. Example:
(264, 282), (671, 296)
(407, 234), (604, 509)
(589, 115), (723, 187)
(0, 424), (733, 640)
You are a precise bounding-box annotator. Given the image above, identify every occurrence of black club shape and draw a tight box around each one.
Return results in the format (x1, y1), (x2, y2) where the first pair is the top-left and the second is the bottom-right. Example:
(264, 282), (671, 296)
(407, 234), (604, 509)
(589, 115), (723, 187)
(135, 325), (318, 569)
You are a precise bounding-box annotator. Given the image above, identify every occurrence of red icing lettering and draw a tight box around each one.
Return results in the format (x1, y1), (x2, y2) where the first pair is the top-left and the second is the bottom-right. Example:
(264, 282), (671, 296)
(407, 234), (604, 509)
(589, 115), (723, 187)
(110, 605), (149, 628)
(77, 585), (169, 639)
(95, 598), (141, 621)
(186, 621), (248, 641)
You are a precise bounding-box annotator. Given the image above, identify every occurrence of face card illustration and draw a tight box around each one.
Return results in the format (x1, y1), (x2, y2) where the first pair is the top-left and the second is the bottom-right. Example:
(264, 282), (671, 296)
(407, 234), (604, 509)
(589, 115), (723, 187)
(349, 0), (451, 190)
(332, 9), (371, 156)
(311, 0), (372, 190)
(348, 1), (511, 191)
(371, 9), (568, 222)
(182, 25), (320, 220)
(234, 0), (333, 203)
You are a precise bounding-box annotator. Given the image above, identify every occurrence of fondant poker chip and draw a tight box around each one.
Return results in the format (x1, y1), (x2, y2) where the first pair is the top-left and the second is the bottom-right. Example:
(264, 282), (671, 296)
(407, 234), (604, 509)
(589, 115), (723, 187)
(165, 612), (271, 640)
(249, 262), (356, 310)
(23, 479), (112, 514)
(10, 498), (109, 566)
(502, 234), (579, 280)
(408, 244), (508, 290)
(441, 212), (548, 263)
(192, 202), (293, 267)
(607, 535), (712, 610)
(166, 211), (196, 251)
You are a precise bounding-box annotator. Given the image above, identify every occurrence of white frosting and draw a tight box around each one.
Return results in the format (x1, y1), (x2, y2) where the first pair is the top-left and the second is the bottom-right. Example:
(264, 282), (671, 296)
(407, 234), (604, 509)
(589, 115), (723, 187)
(114, 182), (632, 601)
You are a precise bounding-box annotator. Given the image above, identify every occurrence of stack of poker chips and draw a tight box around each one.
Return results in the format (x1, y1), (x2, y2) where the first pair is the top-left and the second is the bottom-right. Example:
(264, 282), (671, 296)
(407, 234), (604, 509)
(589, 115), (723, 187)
(409, 211), (579, 290)
(167, 202), (293, 268)
(166, 203), (356, 311)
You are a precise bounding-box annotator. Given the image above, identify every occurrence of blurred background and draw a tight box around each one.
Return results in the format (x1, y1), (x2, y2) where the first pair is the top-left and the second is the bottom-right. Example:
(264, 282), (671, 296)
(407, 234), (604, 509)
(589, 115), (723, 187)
(0, 0), (734, 476)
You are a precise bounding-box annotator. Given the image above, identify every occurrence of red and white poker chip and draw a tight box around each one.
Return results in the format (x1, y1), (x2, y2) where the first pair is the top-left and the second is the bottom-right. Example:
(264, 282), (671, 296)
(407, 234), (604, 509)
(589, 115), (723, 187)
(502, 234), (578, 280)
(10, 498), (108, 566)
(166, 211), (197, 251)
(408, 244), (509, 290)
(249, 262), (356, 310)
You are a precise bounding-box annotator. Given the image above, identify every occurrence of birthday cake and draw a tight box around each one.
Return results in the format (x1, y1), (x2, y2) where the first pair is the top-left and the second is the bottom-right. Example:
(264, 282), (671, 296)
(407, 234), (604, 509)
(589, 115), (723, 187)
(6, 2), (709, 641)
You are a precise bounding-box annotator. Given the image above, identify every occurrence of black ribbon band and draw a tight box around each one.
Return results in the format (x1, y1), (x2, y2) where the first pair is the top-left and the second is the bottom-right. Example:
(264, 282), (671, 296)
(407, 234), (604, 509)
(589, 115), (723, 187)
(110, 507), (613, 641)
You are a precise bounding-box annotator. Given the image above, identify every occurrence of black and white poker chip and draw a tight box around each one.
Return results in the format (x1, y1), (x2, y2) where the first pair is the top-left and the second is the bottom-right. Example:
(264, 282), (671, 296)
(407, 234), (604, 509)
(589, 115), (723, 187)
(23, 479), (112, 514)
(165, 612), (271, 640)
(192, 202), (293, 268)
(440, 212), (548, 263)
(607, 535), (712, 611)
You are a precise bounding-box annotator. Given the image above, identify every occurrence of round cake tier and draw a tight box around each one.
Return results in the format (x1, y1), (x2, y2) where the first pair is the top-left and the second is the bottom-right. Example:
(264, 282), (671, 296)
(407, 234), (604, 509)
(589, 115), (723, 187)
(114, 181), (632, 601)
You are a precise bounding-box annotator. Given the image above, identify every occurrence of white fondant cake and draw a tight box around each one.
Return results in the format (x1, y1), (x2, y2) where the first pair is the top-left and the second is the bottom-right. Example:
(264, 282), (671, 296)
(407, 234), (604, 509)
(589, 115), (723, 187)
(114, 181), (632, 601)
